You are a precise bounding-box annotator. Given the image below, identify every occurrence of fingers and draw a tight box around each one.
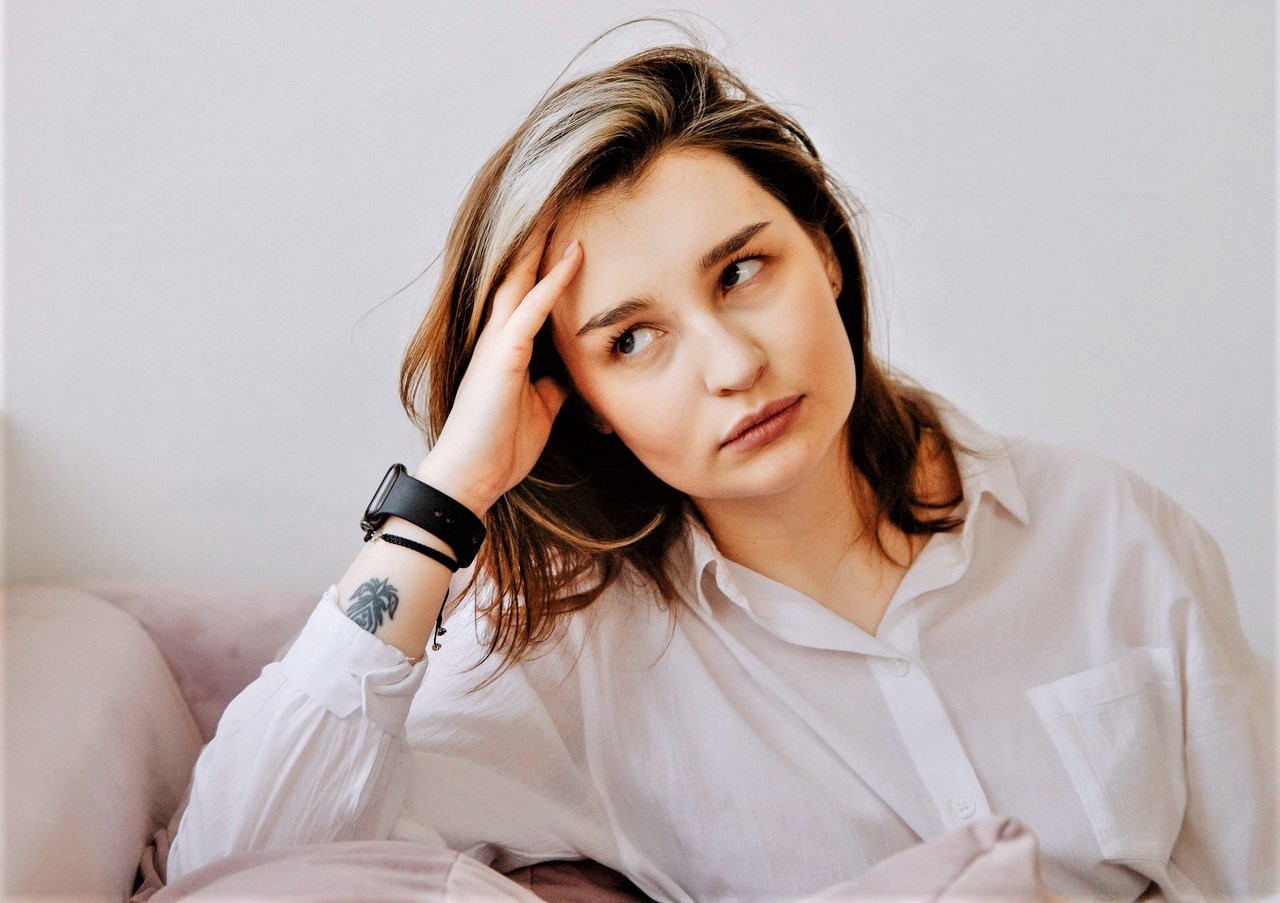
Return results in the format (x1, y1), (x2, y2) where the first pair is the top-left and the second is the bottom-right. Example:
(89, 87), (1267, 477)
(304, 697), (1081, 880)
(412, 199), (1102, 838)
(505, 240), (581, 339)
(490, 218), (555, 322)
(490, 248), (540, 323)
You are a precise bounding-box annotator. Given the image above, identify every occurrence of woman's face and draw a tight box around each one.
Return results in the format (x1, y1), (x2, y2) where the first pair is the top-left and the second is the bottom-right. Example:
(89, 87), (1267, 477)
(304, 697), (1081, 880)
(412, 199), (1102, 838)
(547, 148), (857, 510)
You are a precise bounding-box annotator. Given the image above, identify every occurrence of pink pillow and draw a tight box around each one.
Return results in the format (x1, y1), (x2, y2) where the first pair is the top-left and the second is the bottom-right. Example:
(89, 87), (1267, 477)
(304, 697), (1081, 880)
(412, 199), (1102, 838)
(6, 584), (203, 900)
(82, 579), (316, 740)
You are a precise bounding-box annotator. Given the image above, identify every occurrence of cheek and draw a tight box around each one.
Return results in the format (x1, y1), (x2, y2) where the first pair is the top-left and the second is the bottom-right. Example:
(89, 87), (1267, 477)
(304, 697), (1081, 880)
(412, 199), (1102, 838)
(776, 291), (858, 407)
(821, 323), (859, 401)
(590, 375), (707, 479)
(780, 298), (846, 362)
(820, 316), (857, 369)
(597, 379), (685, 448)
(805, 282), (856, 356)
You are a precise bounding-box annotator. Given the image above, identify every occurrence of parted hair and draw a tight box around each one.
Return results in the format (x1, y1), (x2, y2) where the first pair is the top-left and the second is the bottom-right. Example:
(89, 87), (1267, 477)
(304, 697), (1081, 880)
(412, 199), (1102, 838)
(400, 40), (962, 676)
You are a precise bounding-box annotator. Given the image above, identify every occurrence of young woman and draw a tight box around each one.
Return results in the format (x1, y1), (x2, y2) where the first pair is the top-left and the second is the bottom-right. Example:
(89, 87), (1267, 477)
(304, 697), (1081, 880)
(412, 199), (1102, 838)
(167, 42), (1275, 901)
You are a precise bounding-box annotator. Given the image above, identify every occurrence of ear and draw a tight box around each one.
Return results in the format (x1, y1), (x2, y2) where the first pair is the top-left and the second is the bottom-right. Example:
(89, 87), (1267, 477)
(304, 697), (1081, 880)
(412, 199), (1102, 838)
(574, 394), (614, 435)
(587, 409), (615, 435)
(810, 228), (843, 297)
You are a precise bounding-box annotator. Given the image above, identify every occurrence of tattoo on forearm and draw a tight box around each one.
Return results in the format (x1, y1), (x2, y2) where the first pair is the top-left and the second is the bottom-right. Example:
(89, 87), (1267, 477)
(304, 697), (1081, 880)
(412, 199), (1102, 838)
(346, 578), (399, 634)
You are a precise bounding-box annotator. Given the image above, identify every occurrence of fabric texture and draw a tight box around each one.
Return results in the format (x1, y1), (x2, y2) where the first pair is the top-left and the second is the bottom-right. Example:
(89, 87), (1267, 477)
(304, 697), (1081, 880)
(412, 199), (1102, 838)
(802, 816), (1066, 902)
(133, 807), (654, 903)
(148, 817), (1060, 902)
(167, 407), (1277, 902)
(150, 841), (542, 902)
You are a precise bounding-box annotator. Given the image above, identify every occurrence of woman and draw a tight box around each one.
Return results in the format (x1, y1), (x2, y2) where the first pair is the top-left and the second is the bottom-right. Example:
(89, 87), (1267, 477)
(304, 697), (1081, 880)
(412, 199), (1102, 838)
(167, 42), (1275, 900)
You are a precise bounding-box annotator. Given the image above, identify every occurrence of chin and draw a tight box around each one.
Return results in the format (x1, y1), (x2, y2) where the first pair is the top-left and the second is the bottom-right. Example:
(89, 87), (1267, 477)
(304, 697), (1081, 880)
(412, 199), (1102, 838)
(710, 439), (838, 502)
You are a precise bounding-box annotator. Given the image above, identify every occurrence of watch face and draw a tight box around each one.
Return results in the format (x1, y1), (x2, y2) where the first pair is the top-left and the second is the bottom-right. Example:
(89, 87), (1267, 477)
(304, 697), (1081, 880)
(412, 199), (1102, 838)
(361, 464), (405, 533)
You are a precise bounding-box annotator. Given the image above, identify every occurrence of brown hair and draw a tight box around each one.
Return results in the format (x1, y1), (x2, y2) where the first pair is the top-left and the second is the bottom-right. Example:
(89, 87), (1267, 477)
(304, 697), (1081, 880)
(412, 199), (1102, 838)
(400, 41), (962, 677)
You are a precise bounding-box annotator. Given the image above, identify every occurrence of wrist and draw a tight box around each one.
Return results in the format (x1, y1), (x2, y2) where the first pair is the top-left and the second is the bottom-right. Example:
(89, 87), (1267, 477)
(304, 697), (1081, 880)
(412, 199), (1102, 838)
(362, 463), (488, 569)
(375, 516), (458, 556)
(411, 455), (497, 519)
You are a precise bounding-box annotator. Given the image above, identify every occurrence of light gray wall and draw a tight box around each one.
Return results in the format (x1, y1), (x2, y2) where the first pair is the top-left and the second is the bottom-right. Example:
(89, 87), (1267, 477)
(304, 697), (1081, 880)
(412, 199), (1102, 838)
(5, 1), (1275, 655)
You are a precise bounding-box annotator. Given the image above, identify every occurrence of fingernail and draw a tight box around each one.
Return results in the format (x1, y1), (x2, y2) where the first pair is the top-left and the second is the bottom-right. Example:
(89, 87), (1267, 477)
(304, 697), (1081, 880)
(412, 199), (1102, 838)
(562, 240), (579, 259)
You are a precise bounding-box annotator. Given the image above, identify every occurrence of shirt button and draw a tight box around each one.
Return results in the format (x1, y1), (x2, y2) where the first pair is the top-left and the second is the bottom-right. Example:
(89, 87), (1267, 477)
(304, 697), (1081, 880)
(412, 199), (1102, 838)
(890, 658), (910, 677)
(951, 797), (976, 819)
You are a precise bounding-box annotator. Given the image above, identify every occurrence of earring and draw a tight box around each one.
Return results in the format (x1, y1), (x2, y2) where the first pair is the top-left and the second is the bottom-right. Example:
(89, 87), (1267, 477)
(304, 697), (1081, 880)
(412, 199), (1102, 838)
(830, 279), (842, 296)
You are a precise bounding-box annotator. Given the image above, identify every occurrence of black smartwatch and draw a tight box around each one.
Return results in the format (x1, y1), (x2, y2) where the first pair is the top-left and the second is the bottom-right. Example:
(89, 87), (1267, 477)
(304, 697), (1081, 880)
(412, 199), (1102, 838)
(361, 464), (486, 568)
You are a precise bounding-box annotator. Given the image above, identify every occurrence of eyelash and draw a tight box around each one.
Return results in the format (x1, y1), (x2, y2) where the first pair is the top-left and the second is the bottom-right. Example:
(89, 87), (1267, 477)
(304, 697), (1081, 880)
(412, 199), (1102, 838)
(719, 251), (764, 289)
(607, 323), (654, 359)
(606, 252), (766, 359)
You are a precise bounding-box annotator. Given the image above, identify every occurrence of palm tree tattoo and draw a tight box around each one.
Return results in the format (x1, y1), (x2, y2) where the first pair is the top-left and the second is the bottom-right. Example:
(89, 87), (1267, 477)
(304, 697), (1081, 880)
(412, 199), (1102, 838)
(346, 578), (399, 633)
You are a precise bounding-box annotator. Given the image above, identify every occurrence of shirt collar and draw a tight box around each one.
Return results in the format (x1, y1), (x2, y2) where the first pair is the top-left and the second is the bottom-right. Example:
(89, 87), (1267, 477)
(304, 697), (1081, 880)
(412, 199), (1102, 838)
(936, 400), (1031, 528)
(681, 400), (1030, 618)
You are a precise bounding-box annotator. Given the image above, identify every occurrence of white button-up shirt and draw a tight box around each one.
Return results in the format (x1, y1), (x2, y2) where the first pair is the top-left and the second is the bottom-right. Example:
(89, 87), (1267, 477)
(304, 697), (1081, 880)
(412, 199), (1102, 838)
(170, 412), (1276, 901)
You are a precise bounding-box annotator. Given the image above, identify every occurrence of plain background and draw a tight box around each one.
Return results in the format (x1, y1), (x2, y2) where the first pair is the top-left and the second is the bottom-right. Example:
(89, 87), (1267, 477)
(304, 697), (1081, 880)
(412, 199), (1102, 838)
(3, 1), (1276, 656)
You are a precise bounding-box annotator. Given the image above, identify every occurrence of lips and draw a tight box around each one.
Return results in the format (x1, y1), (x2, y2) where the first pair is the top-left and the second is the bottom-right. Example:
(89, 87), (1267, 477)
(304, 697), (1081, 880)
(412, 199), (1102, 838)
(721, 395), (803, 449)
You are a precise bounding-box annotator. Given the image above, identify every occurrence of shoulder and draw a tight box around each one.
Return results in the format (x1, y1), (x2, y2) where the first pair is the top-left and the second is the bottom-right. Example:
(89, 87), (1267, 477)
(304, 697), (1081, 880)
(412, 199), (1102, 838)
(934, 397), (1224, 589)
(936, 398), (1180, 537)
(950, 424), (1254, 665)
(1008, 437), (1148, 509)
(999, 436), (1231, 606)
(1007, 436), (1204, 540)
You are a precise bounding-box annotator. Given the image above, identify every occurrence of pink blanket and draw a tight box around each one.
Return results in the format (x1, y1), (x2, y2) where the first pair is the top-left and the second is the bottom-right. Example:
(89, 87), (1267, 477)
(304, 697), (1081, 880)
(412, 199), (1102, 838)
(138, 817), (1063, 902)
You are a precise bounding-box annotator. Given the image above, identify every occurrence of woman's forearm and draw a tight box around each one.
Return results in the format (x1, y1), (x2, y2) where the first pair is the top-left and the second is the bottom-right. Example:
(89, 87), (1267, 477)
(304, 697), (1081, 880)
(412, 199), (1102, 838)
(168, 586), (428, 880)
(336, 460), (487, 663)
(335, 528), (450, 662)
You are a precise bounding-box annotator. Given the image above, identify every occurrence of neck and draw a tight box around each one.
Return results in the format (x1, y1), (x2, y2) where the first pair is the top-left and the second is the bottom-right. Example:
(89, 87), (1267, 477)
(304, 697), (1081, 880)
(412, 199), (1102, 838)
(694, 431), (958, 634)
(696, 443), (881, 588)
(695, 434), (942, 635)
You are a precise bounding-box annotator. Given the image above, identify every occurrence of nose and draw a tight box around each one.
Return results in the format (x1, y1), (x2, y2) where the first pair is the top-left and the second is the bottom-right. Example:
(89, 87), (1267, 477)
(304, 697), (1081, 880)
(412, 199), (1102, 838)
(696, 316), (766, 395)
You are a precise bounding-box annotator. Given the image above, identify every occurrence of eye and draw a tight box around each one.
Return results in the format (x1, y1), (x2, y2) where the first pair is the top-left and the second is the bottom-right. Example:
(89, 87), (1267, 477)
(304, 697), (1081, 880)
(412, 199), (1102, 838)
(720, 257), (763, 290)
(612, 325), (659, 358)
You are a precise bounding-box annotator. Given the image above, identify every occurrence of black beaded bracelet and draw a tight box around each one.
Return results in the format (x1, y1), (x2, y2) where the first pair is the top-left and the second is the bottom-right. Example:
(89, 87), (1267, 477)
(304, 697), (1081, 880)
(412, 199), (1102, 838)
(364, 530), (453, 651)
(366, 530), (459, 572)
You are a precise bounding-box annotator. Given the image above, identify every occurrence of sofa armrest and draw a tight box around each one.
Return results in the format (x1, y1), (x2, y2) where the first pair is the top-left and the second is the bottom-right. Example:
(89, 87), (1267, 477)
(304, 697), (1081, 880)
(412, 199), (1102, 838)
(4, 583), (203, 901)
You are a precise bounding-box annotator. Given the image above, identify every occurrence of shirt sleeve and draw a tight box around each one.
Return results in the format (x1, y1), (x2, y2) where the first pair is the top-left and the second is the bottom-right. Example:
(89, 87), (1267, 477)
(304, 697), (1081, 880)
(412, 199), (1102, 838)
(1151, 496), (1277, 899)
(166, 587), (435, 883)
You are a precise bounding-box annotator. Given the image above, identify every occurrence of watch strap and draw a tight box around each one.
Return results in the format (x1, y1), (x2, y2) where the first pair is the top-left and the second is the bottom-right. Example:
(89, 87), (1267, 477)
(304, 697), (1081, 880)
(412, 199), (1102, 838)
(365, 465), (486, 568)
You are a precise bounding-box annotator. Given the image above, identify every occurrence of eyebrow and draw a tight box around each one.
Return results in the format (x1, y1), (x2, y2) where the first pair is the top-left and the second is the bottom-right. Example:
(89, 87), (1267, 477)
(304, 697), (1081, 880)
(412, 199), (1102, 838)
(574, 220), (772, 338)
(699, 220), (770, 274)
(575, 298), (651, 338)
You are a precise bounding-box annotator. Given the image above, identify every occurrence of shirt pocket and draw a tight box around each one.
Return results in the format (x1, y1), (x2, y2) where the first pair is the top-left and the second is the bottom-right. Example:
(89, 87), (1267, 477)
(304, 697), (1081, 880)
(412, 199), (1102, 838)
(1027, 647), (1185, 862)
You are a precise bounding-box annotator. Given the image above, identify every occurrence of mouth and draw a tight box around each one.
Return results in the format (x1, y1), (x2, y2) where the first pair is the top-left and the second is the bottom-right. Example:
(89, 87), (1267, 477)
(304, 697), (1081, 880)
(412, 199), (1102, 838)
(721, 395), (804, 450)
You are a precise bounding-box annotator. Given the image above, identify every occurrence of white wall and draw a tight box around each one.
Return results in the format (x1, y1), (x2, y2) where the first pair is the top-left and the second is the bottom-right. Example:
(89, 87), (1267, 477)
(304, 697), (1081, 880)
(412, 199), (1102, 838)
(5, 1), (1274, 655)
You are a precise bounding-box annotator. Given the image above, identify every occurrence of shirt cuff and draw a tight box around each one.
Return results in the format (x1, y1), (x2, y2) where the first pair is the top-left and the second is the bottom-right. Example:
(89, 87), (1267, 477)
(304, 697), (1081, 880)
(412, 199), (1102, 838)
(277, 586), (429, 736)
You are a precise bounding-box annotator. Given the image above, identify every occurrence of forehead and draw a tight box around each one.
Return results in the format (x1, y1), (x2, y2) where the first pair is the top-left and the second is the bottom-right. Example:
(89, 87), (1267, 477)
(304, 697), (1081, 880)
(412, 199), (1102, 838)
(546, 149), (791, 320)
(555, 148), (778, 249)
